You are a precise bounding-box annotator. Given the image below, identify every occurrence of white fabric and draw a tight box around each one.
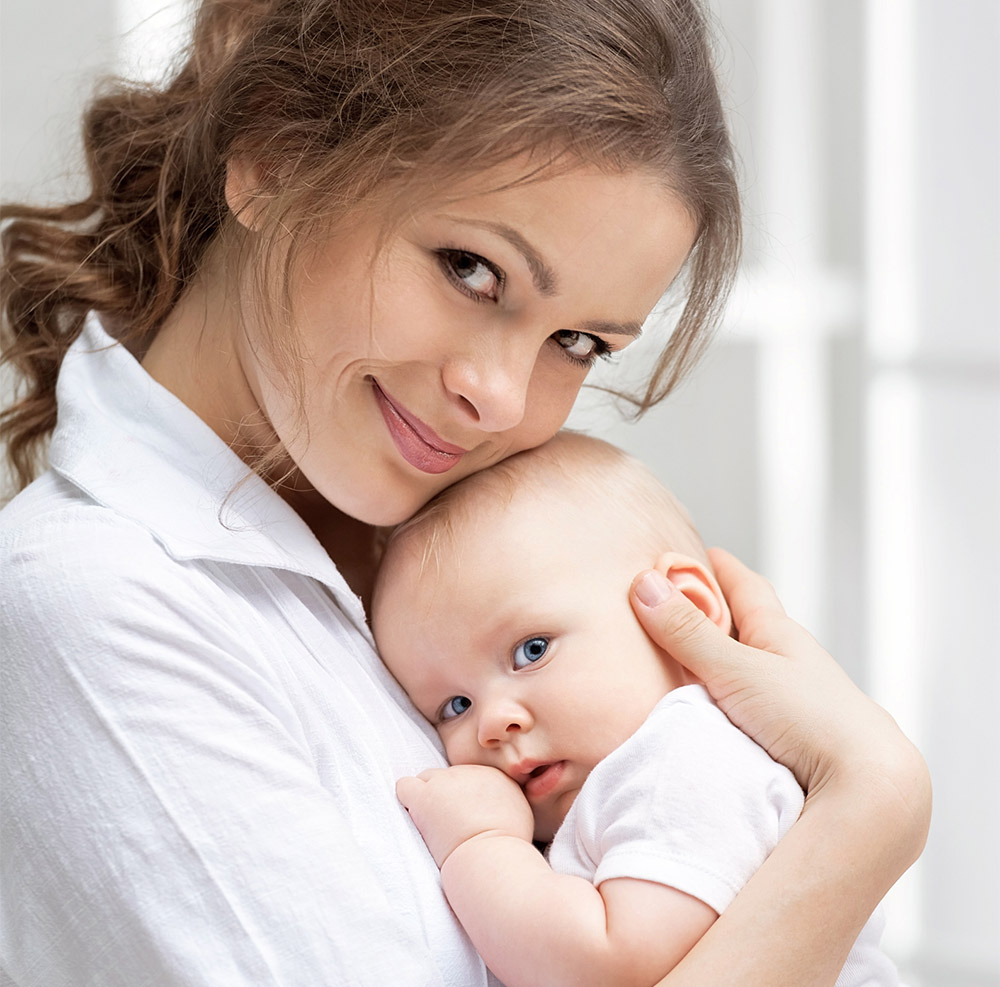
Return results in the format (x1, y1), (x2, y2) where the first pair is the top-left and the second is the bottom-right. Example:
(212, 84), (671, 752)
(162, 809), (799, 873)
(548, 685), (901, 987)
(0, 316), (492, 987)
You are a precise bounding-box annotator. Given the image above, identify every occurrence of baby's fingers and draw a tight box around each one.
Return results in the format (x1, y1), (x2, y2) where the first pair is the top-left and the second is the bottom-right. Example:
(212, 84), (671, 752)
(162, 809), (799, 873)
(395, 775), (427, 810)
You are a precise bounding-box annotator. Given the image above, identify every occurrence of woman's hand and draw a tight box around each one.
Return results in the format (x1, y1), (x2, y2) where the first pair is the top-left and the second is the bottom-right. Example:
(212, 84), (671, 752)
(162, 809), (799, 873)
(630, 548), (930, 861)
(632, 548), (930, 985)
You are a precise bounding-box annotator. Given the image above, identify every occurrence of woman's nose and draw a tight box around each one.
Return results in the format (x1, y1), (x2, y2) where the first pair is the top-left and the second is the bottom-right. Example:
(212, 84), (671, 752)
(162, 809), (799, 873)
(476, 697), (533, 748)
(441, 336), (536, 433)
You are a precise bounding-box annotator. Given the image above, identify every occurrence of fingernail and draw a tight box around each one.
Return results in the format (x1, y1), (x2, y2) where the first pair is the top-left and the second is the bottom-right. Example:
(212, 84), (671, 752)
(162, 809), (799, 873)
(635, 570), (673, 607)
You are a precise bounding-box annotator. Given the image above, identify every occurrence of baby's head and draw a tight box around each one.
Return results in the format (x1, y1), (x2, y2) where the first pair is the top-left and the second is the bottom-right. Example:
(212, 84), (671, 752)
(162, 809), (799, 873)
(373, 431), (731, 841)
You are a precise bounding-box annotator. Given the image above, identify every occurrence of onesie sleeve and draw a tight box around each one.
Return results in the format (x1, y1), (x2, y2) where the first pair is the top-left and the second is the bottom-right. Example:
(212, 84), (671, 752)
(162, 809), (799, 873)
(1, 509), (458, 987)
(568, 687), (805, 915)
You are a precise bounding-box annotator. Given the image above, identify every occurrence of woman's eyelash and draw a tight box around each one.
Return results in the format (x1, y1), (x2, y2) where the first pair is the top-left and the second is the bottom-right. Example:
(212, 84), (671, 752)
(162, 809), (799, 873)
(554, 334), (618, 369)
(436, 248), (505, 303)
(435, 249), (619, 368)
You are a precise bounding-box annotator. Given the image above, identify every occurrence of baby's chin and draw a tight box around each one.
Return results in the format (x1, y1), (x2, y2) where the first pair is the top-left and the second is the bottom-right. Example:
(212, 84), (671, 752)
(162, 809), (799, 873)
(532, 811), (567, 845)
(532, 781), (584, 843)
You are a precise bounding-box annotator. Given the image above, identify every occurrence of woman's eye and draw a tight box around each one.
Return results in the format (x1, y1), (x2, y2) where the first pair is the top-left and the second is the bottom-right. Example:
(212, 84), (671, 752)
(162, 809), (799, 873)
(440, 695), (472, 721)
(553, 330), (606, 365)
(439, 250), (503, 302)
(513, 637), (549, 669)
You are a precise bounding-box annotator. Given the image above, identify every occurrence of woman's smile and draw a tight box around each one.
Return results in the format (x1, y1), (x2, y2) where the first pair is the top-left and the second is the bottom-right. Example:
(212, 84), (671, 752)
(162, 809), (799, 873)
(371, 378), (468, 475)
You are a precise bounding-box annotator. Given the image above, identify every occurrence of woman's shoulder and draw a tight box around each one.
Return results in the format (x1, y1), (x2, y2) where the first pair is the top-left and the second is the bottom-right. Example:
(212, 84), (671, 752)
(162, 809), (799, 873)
(1, 471), (299, 714)
(0, 469), (376, 719)
(2, 469), (176, 584)
(1, 470), (253, 649)
(1, 468), (86, 531)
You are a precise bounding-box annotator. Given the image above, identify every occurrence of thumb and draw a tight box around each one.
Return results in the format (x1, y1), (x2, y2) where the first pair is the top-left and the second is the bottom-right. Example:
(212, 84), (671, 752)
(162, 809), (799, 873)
(630, 568), (746, 688)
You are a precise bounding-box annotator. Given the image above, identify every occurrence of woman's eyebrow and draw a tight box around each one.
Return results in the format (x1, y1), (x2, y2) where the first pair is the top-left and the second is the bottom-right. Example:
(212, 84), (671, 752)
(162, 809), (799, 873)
(442, 216), (558, 296)
(442, 215), (643, 338)
(578, 318), (643, 340)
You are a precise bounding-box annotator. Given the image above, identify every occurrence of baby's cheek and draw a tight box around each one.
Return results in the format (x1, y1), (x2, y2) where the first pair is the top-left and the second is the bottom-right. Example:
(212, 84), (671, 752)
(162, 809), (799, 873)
(441, 730), (482, 768)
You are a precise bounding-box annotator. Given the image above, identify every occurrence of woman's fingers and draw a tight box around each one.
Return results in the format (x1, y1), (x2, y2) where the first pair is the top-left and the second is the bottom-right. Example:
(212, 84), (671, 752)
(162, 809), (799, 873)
(707, 547), (822, 656)
(632, 552), (930, 852)
(632, 565), (817, 785)
(632, 556), (852, 788)
(630, 568), (752, 690)
(707, 547), (785, 623)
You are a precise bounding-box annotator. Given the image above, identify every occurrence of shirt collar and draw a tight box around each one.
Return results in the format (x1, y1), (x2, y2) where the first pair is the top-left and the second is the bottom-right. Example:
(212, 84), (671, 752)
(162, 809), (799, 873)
(50, 315), (371, 634)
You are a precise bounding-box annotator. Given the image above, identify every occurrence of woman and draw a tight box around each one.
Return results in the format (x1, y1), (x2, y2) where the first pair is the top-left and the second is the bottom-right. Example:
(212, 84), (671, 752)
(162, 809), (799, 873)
(0, 1), (929, 984)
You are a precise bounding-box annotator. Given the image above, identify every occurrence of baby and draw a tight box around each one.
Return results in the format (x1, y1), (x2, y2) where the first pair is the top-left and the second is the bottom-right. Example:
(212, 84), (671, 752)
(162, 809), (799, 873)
(372, 431), (899, 987)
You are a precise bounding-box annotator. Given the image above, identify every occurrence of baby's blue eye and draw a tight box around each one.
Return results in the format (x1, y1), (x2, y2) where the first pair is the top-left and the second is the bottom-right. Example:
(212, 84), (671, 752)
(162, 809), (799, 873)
(440, 695), (472, 721)
(513, 637), (549, 669)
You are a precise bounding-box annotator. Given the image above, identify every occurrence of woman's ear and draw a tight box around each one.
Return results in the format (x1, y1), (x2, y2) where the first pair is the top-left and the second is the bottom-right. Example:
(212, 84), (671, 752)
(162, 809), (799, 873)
(224, 157), (273, 231)
(653, 552), (732, 633)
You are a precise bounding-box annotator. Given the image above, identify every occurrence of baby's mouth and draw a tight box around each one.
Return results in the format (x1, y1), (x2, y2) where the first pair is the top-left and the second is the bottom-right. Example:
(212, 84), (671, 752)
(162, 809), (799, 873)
(523, 761), (566, 801)
(510, 760), (549, 786)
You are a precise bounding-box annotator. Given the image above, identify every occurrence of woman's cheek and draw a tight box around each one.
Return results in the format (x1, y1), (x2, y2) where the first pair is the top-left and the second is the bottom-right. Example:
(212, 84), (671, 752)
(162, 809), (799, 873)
(517, 363), (588, 446)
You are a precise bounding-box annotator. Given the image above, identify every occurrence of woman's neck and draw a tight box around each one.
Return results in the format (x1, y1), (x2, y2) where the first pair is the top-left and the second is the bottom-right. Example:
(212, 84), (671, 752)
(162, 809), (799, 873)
(143, 252), (380, 608)
(282, 487), (381, 608)
(142, 246), (267, 454)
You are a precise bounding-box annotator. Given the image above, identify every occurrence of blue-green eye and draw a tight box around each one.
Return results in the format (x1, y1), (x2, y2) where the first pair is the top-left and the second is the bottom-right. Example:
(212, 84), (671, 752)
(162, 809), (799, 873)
(513, 637), (549, 669)
(440, 695), (472, 721)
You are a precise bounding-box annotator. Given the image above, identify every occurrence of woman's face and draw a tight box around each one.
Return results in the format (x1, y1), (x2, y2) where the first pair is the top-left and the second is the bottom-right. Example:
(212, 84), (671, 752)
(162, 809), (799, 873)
(239, 163), (697, 525)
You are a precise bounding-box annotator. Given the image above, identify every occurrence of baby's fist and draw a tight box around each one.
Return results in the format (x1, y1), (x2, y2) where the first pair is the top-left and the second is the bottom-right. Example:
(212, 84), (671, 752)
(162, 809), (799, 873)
(397, 764), (534, 867)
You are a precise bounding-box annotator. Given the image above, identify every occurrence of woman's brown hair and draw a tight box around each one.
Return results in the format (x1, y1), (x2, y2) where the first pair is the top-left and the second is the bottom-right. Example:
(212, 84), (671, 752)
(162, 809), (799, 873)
(1, 0), (740, 492)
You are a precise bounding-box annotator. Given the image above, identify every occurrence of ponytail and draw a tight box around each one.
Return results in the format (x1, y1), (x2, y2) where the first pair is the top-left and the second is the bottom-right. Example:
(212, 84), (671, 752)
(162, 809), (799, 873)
(0, 0), (268, 491)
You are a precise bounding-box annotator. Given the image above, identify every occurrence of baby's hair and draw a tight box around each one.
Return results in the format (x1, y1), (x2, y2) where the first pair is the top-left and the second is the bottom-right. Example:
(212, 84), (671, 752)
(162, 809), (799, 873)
(380, 431), (708, 588)
(2, 0), (740, 492)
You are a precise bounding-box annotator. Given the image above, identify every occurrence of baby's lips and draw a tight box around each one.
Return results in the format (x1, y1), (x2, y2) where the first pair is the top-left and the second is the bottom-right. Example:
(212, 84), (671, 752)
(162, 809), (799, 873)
(508, 759), (551, 787)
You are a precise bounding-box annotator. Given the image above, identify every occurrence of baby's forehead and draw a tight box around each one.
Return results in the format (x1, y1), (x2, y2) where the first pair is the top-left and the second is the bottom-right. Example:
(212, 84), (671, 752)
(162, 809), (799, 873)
(386, 493), (517, 574)
(379, 486), (541, 598)
(392, 482), (626, 585)
(381, 437), (700, 580)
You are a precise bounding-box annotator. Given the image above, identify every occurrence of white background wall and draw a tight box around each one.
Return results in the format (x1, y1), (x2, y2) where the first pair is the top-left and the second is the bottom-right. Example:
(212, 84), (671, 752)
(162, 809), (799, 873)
(2, 2), (998, 984)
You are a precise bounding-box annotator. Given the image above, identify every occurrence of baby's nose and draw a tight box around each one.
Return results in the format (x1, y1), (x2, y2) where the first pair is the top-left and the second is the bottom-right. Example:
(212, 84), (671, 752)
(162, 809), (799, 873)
(476, 700), (532, 747)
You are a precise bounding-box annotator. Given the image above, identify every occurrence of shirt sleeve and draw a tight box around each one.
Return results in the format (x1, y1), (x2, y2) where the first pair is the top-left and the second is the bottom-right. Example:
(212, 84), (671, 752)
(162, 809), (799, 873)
(569, 689), (805, 915)
(1, 507), (459, 987)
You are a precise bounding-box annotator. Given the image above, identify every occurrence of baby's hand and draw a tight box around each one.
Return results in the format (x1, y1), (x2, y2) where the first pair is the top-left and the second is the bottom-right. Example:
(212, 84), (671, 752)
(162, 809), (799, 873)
(396, 764), (534, 868)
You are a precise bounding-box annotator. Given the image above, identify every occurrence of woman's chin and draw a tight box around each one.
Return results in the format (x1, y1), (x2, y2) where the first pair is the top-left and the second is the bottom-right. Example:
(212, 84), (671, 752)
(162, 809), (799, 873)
(321, 480), (446, 529)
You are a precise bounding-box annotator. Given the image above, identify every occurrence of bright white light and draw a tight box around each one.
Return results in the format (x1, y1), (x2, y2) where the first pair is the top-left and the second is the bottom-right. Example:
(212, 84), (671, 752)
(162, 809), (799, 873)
(750, 1), (829, 639)
(757, 335), (827, 638)
(115, 0), (193, 82)
(865, 372), (922, 737)
(864, 0), (924, 961)
(866, 0), (918, 364)
(756, 0), (822, 262)
(865, 369), (925, 961)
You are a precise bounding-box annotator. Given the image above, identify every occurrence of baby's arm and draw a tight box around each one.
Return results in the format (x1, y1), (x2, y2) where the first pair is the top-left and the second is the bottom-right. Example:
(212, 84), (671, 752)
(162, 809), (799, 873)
(397, 765), (716, 987)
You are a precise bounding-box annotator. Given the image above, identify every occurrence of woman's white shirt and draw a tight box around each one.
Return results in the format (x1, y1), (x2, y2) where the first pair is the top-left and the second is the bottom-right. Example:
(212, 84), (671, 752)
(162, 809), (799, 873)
(0, 317), (492, 986)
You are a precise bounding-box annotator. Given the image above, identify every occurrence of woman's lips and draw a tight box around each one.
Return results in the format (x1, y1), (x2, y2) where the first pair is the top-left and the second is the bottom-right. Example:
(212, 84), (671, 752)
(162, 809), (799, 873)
(371, 380), (467, 475)
(523, 761), (567, 803)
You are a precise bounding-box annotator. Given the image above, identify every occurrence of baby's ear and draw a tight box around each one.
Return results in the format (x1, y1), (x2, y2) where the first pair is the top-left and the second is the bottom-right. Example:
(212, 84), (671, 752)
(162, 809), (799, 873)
(653, 552), (732, 633)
